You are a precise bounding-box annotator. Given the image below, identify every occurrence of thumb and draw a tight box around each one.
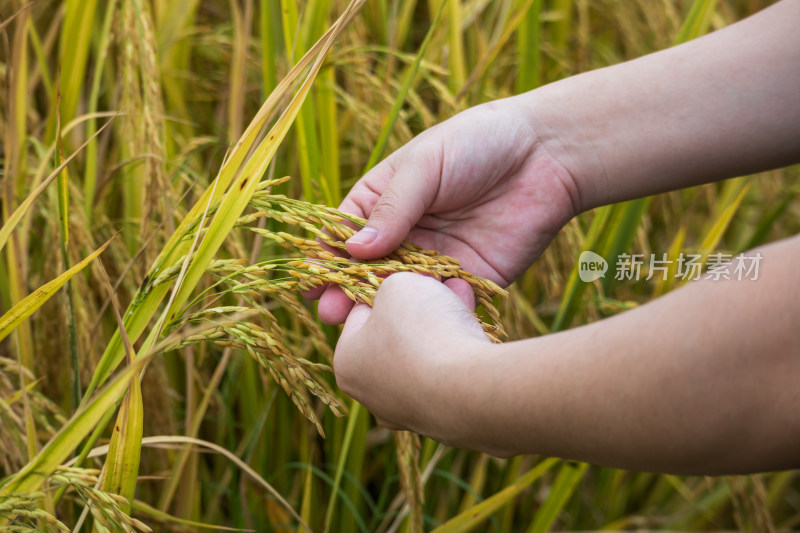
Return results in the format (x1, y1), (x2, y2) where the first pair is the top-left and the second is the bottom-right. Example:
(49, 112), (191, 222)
(346, 145), (441, 259)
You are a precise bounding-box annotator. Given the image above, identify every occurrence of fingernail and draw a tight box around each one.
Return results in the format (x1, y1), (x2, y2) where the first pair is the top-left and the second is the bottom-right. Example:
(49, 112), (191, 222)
(347, 226), (378, 245)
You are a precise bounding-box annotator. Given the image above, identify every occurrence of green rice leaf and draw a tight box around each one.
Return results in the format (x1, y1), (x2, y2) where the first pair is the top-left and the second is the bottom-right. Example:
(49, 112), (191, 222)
(364, 1), (443, 172)
(431, 458), (559, 533)
(526, 462), (588, 533)
(675, 0), (719, 44)
(697, 184), (750, 257)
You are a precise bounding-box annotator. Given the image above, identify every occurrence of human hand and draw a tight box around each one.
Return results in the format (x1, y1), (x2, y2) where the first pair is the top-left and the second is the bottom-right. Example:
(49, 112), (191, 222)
(334, 272), (511, 454)
(312, 97), (579, 324)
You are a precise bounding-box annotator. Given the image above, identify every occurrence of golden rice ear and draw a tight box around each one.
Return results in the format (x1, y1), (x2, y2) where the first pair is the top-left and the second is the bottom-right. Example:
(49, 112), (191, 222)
(145, 181), (505, 435)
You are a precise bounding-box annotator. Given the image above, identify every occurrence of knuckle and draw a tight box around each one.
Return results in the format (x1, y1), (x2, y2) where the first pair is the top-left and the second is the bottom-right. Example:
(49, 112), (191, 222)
(370, 187), (404, 220)
(374, 272), (417, 305)
(377, 271), (407, 290)
(368, 187), (419, 236)
(381, 271), (424, 289)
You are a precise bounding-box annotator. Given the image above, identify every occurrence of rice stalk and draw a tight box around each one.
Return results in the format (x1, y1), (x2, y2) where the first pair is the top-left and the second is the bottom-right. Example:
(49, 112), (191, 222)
(97, 262), (144, 516)
(394, 430), (424, 533)
(117, 0), (168, 259)
(57, 0), (99, 130)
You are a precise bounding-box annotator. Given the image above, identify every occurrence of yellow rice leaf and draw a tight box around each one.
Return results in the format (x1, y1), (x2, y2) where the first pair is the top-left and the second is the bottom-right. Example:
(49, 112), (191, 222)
(99, 264), (144, 514)
(101, 376), (143, 514)
(0, 236), (114, 343)
(698, 184), (750, 257)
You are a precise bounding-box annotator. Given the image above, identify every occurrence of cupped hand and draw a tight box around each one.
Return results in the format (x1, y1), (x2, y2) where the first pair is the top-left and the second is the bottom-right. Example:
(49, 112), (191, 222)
(313, 97), (578, 324)
(334, 272), (504, 452)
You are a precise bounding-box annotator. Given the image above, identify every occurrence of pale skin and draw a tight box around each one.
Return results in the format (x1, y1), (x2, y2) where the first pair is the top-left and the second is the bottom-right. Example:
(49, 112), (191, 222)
(310, 0), (800, 475)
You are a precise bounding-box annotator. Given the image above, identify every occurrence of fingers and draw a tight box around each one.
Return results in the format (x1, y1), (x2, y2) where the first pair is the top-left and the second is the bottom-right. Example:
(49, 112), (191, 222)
(345, 141), (442, 260)
(301, 285), (326, 300)
(383, 274), (485, 340)
(444, 278), (476, 312)
(317, 284), (356, 325)
(310, 132), (444, 322)
(348, 273), (483, 342)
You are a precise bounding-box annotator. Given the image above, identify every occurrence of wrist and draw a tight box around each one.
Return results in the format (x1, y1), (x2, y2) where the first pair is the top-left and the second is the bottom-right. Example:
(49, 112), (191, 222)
(512, 84), (612, 215)
(423, 337), (518, 456)
(471, 95), (585, 228)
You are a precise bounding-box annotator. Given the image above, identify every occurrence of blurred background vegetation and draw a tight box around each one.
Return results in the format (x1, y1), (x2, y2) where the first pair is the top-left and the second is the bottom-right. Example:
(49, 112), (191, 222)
(0, 0), (798, 531)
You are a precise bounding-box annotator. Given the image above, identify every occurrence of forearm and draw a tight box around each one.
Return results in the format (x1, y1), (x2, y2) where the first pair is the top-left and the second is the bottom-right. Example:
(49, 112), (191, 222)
(519, 0), (800, 212)
(462, 235), (800, 474)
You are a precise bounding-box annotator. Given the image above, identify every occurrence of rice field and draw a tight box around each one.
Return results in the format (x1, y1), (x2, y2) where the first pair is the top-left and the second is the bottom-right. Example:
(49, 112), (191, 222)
(0, 0), (798, 531)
